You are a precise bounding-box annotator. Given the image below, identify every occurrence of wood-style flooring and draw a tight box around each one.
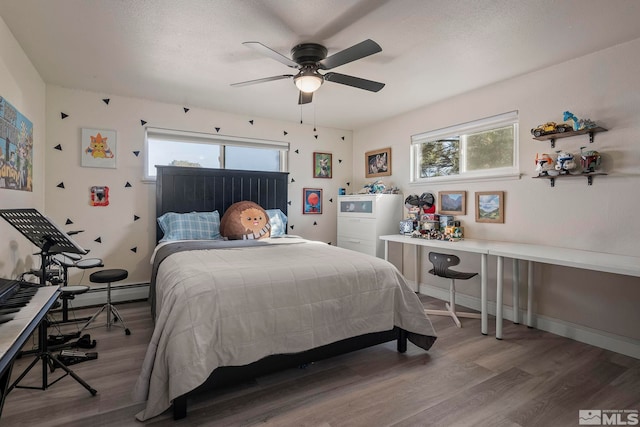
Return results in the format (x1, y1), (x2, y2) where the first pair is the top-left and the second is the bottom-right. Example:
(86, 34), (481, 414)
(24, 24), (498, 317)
(2, 296), (639, 427)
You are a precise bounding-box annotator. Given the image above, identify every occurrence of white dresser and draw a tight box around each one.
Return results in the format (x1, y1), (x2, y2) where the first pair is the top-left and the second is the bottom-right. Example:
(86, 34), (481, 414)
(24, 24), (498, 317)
(337, 194), (403, 258)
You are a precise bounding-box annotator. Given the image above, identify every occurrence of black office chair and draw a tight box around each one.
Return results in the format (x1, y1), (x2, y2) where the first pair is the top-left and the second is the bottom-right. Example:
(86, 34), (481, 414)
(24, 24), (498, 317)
(425, 252), (481, 328)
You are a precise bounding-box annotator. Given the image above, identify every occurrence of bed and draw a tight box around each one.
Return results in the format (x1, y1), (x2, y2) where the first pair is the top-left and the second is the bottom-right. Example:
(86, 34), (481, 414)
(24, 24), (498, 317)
(133, 166), (437, 421)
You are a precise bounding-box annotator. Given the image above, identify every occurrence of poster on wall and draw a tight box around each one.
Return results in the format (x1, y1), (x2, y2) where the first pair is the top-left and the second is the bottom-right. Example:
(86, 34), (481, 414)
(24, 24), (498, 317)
(81, 128), (117, 168)
(303, 188), (323, 214)
(89, 186), (110, 206)
(0, 96), (33, 191)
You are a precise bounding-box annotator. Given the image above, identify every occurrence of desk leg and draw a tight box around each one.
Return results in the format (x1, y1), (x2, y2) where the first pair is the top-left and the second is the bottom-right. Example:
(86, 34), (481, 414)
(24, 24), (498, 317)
(527, 261), (534, 327)
(384, 240), (389, 262)
(481, 253), (488, 336)
(513, 259), (520, 324)
(414, 245), (420, 293)
(496, 256), (504, 340)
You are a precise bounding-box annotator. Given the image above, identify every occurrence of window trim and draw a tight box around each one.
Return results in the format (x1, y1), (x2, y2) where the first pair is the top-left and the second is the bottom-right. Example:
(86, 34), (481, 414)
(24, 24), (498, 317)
(410, 111), (520, 184)
(144, 127), (289, 181)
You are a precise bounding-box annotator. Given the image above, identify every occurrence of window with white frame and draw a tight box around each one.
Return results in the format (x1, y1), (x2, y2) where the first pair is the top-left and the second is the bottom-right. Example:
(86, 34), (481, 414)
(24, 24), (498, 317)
(144, 127), (289, 181)
(411, 111), (519, 183)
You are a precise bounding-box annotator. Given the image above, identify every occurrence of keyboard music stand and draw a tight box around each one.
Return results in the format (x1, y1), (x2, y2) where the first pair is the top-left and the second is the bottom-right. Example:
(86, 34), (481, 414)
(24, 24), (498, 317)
(0, 209), (86, 286)
(0, 209), (97, 396)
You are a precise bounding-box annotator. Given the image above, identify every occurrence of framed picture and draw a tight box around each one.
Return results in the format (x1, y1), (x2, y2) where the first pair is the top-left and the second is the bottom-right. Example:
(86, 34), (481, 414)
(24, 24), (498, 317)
(365, 147), (391, 178)
(313, 152), (332, 178)
(475, 191), (505, 223)
(303, 188), (322, 214)
(81, 128), (117, 168)
(438, 191), (466, 215)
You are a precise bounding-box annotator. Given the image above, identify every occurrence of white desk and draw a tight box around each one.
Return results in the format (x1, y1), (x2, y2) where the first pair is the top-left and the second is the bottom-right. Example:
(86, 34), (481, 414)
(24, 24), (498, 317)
(380, 234), (640, 340)
(380, 234), (493, 335)
(489, 242), (640, 339)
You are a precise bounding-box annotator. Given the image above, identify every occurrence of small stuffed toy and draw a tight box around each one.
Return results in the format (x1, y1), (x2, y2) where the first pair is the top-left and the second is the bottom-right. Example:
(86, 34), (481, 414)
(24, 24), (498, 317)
(220, 201), (271, 240)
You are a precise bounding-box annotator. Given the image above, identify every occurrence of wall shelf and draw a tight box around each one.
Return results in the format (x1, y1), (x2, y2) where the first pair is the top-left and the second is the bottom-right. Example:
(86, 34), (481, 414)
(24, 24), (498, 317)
(533, 126), (607, 148)
(532, 172), (607, 187)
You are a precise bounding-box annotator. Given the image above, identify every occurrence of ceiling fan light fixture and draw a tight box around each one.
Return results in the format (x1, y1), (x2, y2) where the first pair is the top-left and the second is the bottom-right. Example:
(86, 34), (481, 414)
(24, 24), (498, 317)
(294, 69), (323, 93)
(234, 40), (385, 103)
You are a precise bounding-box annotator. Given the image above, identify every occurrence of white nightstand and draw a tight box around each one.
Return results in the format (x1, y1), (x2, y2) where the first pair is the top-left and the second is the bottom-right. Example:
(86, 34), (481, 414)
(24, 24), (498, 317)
(337, 194), (403, 258)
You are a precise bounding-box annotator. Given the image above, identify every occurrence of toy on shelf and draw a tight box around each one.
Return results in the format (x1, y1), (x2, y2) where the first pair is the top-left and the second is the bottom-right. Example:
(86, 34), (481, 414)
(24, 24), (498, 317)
(531, 121), (573, 137)
(535, 153), (557, 176)
(358, 180), (399, 194)
(404, 194), (419, 210)
(580, 146), (602, 173)
(555, 150), (577, 174)
(418, 192), (435, 214)
(404, 194), (421, 233)
(359, 180), (386, 194)
(562, 111), (597, 132)
(410, 216), (464, 242)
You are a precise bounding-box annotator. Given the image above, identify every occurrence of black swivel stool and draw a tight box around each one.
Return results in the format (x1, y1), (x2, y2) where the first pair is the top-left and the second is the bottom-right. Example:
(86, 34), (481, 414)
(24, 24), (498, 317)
(81, 269), (131, 335)
(425, 252), (481, 328)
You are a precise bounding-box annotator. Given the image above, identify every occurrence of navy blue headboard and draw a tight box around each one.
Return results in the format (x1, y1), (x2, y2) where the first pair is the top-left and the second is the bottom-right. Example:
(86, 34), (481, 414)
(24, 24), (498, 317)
(155, 166), (289, 242)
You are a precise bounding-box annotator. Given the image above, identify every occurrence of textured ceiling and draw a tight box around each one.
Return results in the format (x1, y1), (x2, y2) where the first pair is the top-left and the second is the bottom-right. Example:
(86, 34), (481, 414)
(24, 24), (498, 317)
(2, 0), (640, 130)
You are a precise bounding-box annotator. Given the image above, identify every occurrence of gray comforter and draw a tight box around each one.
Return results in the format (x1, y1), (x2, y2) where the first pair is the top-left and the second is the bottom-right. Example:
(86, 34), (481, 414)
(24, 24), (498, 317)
(133, 237), (437, 421)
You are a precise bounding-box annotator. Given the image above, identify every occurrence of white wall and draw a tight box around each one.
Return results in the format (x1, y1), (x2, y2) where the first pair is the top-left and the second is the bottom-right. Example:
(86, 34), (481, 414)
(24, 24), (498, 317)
(0, 15), (46, 279)
(3, 8), (637, 352)
(44, 86), (353, 286)
(353, 38), (640, 342)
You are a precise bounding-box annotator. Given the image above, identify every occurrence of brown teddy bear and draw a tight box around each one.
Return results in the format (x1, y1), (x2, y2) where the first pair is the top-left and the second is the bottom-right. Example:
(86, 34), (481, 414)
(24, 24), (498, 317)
(220, 201), (271, 240)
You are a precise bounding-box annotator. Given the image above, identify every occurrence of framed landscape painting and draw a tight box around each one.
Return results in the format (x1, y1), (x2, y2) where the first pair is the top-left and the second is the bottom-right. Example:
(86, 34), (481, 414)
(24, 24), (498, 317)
(475, 191), (504, 223)
(438, 191), (466, 215)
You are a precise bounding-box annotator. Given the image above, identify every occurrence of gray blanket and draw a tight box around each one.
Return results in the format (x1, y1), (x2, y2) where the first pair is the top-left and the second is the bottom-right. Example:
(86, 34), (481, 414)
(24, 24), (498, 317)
(148, 239), (272, 318)
(133, 237), (437, 421)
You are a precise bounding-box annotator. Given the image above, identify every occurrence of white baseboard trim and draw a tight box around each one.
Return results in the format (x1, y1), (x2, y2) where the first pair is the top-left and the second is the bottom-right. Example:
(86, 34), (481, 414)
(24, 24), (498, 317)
(416, 281), (640, 360)
(55, 282), (149, 309)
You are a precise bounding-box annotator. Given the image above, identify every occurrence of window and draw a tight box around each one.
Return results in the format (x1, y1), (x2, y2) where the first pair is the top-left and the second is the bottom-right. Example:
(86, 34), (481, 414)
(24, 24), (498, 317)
(411, 111), (519, 183)
(145, 128), (288, 181)
(225, 145), (280, 171)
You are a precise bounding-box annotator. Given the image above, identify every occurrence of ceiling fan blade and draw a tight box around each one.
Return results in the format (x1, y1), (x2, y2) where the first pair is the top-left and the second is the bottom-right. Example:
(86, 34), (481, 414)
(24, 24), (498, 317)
(231, 75), (293, 87)
(298, 91), (313, 105)
(318, 39), (382, 70)
(243, 42), (299, 68)
(324, 72), (385, 92)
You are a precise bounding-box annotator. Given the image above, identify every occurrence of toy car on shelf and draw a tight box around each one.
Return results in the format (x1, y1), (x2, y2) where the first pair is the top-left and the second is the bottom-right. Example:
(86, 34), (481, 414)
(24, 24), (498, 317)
(530, 121), (573, 137)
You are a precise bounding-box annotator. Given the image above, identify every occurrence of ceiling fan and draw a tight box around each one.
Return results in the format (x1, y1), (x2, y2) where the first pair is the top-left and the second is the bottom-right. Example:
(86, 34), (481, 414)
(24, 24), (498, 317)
(231, 39), (385, 104)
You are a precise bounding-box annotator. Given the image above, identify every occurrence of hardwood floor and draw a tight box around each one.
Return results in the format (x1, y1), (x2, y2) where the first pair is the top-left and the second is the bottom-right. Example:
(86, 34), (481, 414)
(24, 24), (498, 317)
(2, 296), (639, 427)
